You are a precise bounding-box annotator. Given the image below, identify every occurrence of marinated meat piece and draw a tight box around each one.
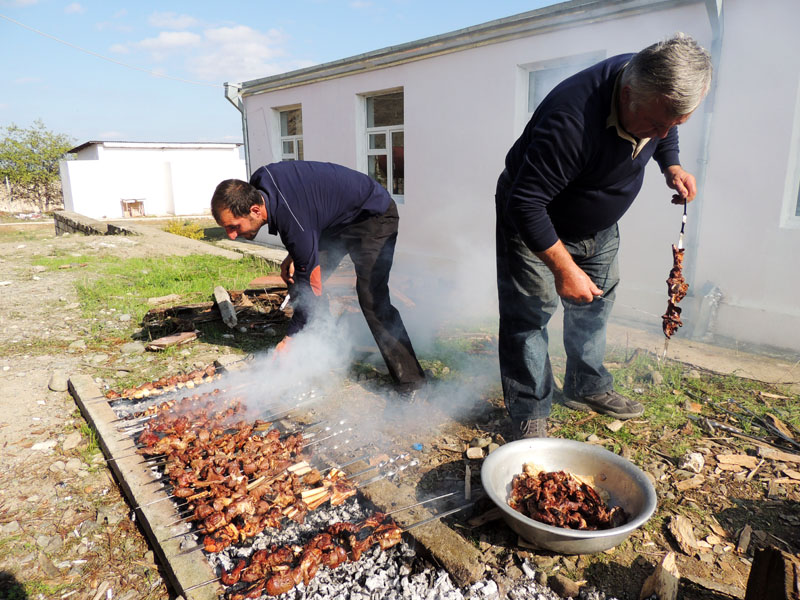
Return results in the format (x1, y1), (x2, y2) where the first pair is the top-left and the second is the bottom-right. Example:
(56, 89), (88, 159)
(509, 467), (628, 530)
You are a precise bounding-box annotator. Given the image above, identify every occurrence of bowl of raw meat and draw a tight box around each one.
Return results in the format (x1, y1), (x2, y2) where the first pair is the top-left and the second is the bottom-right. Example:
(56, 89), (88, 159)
(481, 438), (656, 554)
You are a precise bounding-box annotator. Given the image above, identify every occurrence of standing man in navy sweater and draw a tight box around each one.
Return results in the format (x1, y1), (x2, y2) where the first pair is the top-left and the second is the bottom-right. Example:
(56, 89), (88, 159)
(496, 34), (712, 439)
(211, 161), (426, 399)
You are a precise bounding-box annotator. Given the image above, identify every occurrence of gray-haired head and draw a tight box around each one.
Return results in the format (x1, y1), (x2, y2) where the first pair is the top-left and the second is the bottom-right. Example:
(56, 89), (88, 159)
(621, 33), (712, 116)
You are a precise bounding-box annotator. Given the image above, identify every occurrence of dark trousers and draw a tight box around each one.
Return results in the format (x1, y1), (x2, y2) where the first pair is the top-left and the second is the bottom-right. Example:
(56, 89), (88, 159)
(495, 186), (619, 421)
(319, 200), (425, 391)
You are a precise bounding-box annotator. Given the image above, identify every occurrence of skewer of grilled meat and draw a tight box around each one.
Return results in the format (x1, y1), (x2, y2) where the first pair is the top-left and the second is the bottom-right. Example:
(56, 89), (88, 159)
(223, 513), (403, 598)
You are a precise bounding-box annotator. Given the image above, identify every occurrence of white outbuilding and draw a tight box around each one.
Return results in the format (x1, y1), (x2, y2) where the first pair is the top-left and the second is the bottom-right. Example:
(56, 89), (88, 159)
(223, 0), (800, 355)
(59, 141), (246, 219)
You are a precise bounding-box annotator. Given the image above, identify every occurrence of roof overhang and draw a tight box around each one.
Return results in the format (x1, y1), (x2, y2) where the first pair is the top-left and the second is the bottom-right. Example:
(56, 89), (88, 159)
(235, 0), (698, 97)
(68, 141), (243, 154)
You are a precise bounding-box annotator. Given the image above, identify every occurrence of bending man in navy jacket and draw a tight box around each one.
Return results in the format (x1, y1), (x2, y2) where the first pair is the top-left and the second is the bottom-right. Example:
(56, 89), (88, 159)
(496, 34), (712, 439)
(211, 161), (426, 398)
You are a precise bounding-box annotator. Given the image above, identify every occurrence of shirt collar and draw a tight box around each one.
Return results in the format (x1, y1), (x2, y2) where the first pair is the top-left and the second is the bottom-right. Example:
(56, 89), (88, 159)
(607, 68), (651, 159)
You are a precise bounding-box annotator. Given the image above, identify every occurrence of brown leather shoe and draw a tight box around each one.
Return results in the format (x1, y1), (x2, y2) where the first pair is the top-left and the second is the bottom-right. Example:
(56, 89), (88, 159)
(564, 390), (644, 419)
(512, 418), (547, 440)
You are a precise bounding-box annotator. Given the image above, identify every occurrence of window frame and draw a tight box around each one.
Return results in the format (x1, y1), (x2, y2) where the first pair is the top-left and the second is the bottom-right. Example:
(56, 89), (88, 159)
(276, 105), (303, 162)
(359, 88), (404, 203)
(780, 76), (800, 229)
(515, 51), (605, 134)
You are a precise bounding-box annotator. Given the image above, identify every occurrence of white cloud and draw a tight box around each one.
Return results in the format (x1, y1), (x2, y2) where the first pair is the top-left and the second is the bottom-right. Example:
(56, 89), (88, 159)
(136, 31), (202, 61)
(349, 1), (373, 8)
(5, 0), (38, 6)
(112, 9), (127, 18)
(119, 22), (313, 83)
(14, 76), (41, 84)
(148, 11), (199, 30)
(109, 43), (129, 54)
(187, 25), (313, 82)
(64, 2), (85, 14)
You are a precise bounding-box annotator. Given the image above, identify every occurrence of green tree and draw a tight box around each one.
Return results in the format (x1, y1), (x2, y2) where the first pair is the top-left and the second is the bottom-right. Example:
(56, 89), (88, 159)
(0, 119), (74, 212)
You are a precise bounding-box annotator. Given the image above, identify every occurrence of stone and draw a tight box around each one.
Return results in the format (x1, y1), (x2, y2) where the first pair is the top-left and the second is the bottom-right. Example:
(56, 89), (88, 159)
(118, 313), (132, 322)
(466, 447), (485, 460)
(2, 520), (20, 534)
(68, 339), (87, 351)
(89, 353), (109, 365)
(38, 552), (61, 578)
(33, 439), (58, 451)
(649, 371), (664, 385)
(64, 457), (82, 473)
(120, 341), (146, 355)
(679, 452), (705, 474)
(470, 437), (492, 448)
(62, 431), (83, 451)
(49, 460), (66, 472)
(48, 370), (69, 392)
(548, 573), (582, 598)
(487, 443), (500, 454)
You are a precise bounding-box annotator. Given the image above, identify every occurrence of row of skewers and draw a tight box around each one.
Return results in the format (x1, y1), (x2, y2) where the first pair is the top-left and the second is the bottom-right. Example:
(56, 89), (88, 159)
(109, 380), (470, 598)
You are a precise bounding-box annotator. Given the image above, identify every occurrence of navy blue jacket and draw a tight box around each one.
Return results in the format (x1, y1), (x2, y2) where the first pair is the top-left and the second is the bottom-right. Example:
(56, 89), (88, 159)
(249, 161), (390, 335)
(499, 54), (681, 252)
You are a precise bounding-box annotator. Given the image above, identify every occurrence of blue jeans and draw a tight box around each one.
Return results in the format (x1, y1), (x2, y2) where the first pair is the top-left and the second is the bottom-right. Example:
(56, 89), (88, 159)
(496, 202), (620, 421)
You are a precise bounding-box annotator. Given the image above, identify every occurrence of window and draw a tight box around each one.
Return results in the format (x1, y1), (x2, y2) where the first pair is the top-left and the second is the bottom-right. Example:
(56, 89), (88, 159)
(279, 108), (303, 161)
(366, 91), (404, 201)
(525, 52), (605, 115)
(781, 76), (800, 229)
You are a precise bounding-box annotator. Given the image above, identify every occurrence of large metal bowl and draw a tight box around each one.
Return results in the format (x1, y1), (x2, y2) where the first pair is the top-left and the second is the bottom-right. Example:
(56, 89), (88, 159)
(481, 438), (656, 554)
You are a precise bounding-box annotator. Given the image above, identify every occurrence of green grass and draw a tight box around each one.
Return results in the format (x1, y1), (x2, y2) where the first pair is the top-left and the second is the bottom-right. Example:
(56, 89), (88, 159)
(35, 253), (275, 321)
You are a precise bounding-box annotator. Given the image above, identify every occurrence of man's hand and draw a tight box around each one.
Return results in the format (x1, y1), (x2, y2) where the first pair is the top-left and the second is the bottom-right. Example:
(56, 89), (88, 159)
(274, 336), (292, 356)
(664, 165), (698, 203)
(280, 255), (295, 286)
(536, 241), (603, 303)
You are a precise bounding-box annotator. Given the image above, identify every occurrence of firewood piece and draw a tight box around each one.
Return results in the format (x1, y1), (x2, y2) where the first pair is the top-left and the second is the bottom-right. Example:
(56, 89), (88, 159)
(668, 515), (700, 556)
(716, 454), (759, 469)
(467, 507), (503, 527)
(758, 447), (800, 464)
(765, 414), (796, 441)
(146, 330), (198, 351)
(744, 546), (800, 600)
(737, 524), (752, 554)
(639, 551), (680, 600)
(214, 286), (238, 328)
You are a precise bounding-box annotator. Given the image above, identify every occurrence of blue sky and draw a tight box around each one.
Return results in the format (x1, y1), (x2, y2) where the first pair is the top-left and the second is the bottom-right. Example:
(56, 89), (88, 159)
(0, 0), (558, 146)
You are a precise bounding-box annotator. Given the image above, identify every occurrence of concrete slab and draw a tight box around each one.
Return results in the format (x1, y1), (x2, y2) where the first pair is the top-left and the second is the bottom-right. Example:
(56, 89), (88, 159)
(215, 239), (287, 268)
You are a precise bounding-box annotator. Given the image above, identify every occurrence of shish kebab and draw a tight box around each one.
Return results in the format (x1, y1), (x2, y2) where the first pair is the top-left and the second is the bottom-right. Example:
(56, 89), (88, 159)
(185, 492), (466, 598)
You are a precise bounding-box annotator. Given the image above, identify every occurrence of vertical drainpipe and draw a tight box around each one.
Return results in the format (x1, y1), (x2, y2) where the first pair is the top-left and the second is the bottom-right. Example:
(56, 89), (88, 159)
(688, 0), (724, 340)
(225, 82), (250, 176)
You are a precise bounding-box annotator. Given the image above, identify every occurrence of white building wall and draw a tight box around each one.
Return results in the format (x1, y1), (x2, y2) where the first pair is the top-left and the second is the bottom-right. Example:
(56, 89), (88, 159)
(238, 0), (800, 353)
(60, 145), (246, 219)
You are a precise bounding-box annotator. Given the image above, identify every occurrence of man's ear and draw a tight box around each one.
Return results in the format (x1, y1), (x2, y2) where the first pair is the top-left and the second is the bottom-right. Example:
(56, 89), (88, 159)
(250, 204), (266, 219)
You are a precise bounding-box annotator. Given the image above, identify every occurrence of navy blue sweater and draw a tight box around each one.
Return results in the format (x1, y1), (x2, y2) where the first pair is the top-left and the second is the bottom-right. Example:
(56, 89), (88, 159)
(250, 161), (391, 335)
(499, 54), (681, 252)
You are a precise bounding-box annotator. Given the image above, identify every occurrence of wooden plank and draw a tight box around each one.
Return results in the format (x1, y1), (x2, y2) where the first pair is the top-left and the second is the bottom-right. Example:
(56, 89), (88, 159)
(68, 375), (221, 600)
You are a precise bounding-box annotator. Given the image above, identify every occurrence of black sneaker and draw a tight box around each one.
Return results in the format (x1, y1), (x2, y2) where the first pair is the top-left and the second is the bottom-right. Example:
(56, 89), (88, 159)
(512, 418), (547, 440)
(563, 390), (644, 419)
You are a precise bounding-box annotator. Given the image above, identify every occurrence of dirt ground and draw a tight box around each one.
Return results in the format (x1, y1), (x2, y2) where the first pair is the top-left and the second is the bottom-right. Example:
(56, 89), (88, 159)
(1, 222), (799, 600)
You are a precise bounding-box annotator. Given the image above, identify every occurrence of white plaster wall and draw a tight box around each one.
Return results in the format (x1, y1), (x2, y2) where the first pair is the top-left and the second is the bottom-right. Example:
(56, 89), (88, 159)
(171, 157), (247, 215)
(686, 0), (800, 350)
(60, 146), (245, 218)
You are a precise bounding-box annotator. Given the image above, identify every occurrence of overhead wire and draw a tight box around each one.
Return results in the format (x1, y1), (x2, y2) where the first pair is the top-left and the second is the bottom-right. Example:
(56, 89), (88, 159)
(0, 12), (222, 89)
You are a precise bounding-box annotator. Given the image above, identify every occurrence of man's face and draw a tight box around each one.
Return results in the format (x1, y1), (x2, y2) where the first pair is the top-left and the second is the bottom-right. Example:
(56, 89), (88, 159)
(619, 88), (693, 140)
(216, 205), (266, 241)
